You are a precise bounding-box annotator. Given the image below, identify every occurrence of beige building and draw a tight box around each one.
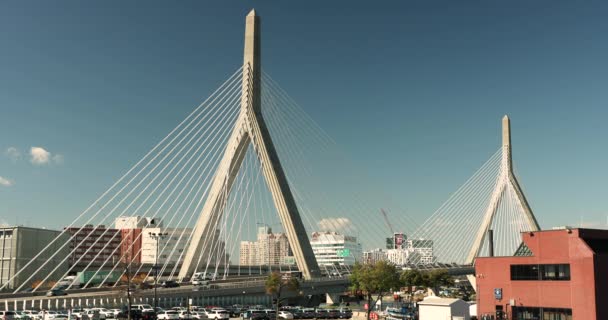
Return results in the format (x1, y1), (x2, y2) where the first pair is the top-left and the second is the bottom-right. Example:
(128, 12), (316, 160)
(239, 226), (293, 266)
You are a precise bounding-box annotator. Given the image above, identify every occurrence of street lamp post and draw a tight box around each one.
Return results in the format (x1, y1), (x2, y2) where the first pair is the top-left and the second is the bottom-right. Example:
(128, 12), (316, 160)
(149, 232), (168, 309)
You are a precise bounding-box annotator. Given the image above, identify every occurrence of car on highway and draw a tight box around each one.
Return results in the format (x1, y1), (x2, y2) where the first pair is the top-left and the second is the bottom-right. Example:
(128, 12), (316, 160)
(161, 280), (180, 288)
(46, 288), (68, 297)
(300, 309), (315, 319)
(156, 311), (179, 320)
(327, 309), (340, 319)
(314, 309), (330, 319)
(338, 308), (352, 319)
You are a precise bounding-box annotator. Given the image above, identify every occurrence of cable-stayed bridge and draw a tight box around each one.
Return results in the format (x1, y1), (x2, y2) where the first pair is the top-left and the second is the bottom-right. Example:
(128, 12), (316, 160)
(0, 9), (540, 306)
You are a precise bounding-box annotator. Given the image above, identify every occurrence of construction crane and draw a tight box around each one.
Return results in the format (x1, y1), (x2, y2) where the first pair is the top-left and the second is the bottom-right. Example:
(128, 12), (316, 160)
(380, 208), (394, 234)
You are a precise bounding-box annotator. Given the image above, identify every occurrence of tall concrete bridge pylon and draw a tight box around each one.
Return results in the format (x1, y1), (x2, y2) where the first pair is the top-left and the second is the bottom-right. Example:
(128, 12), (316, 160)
(178, 9), (321, 281)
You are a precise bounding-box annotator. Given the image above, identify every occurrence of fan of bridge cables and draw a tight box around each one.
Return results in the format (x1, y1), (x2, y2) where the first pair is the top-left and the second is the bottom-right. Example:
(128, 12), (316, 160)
(2, 66), (419, 293)
(407, 148), (538, 267)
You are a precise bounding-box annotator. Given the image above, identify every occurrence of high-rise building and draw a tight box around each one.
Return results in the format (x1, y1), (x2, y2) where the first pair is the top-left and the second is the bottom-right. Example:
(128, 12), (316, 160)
(310, 231), (362, 266)
(65, 225), (122, 269)
(0, 226), (70, 290)
(239, 227), (293, 266)
(363, 248), (387, 264)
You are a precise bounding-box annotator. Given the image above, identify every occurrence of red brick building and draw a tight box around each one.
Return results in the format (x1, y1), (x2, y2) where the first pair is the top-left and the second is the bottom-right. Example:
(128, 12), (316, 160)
(120, 228), (142, 264)
(66, 225), (122, 269)
(475, 228), (608, 320)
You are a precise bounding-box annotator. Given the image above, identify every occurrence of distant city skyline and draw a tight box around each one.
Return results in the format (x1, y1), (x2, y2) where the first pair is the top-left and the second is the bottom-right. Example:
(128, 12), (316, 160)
(1, 1), (608, 232)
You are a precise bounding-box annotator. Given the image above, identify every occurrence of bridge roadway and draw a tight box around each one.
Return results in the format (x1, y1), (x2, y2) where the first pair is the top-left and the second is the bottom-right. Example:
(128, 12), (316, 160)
(0, 277), (351, 311)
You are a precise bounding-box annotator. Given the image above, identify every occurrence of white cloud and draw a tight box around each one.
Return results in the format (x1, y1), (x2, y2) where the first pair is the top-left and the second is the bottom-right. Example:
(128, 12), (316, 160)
(30, 147), (63, 165)
(317, 217), (354, 232)
(0, 176), (14, 187)
(4, 147), (21, 162)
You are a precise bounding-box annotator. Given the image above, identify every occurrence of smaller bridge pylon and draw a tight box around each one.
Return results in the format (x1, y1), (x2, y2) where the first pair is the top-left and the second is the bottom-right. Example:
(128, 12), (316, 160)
(466, 116), (540, 264)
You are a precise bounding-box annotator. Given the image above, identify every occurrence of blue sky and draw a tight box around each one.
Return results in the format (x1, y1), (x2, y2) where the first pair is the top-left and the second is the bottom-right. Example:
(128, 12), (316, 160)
(1, 1), (607, 230)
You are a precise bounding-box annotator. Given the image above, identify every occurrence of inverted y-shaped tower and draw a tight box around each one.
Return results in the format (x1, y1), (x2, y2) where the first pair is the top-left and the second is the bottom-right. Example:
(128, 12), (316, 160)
(466, 115), (541, 264)
(178, 9), (320, 280)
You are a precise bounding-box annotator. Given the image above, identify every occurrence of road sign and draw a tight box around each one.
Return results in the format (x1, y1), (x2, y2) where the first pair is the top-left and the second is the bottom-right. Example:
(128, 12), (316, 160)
(336, 249), (351, 257)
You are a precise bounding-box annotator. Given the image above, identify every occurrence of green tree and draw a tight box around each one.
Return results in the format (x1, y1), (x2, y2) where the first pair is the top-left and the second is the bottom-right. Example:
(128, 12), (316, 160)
(265, 272), (300, 315)
(350, 261), (400, 320)
(422, 269), (453, 295)
(400, 269), (425, 302)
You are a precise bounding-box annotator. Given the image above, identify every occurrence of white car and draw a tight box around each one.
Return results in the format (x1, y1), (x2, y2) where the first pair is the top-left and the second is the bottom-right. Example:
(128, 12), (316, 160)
(132, 305), (155, 313)
(157, 311), (180, 320)
(14, 311), (32, 320)
(22, 311), (39, 320)
(91, 309), (113, 319)
(204, 310), (229, 320)
(83, 310), (104, 320)
(191, 312), (207, 320)
(177, 311), (194, 320)
(108, 310), (121, 319)
(37, 311), (60, 320)
(278, 311), (293, 320)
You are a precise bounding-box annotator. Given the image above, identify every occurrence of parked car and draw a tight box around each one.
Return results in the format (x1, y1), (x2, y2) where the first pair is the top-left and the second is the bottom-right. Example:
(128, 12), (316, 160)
(203, 310), (228, 320)
(91, 309), (114, 320)
(0, 311), (17, 320)
(277, 311), (292, 320)
(192, 311), (208, 320)
(156, 311), (179, 320)
(132, 305), (155, 313)
(14, 311), (32, 320)
(240, 310), (266, 320)
(161, 280), (180, 288)
(82, 310), (104, 320)
(262, 310), (276, 320)
(177, 311), (194, 320)
(71, 309), (86, 320)
(22, 311), (39, 320)
(109, 311), (121, 319)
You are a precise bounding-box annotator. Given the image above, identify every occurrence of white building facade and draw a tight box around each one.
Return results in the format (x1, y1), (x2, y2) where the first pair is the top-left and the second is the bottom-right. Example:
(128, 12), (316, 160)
(310, 231), (362, 266)
(142, 227), (228, 266)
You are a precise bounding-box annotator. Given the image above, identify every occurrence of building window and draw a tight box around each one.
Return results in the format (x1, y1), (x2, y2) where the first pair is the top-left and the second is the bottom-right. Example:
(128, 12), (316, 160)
(541, 264), (570, 280)
(511, 264), (570, 281)
(511, 264), (540, 280)
(512, 307), (571, 320)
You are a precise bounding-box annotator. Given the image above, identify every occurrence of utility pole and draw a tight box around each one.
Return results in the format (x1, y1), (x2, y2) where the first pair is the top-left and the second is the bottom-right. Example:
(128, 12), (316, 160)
(149, 232), (168, 309)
